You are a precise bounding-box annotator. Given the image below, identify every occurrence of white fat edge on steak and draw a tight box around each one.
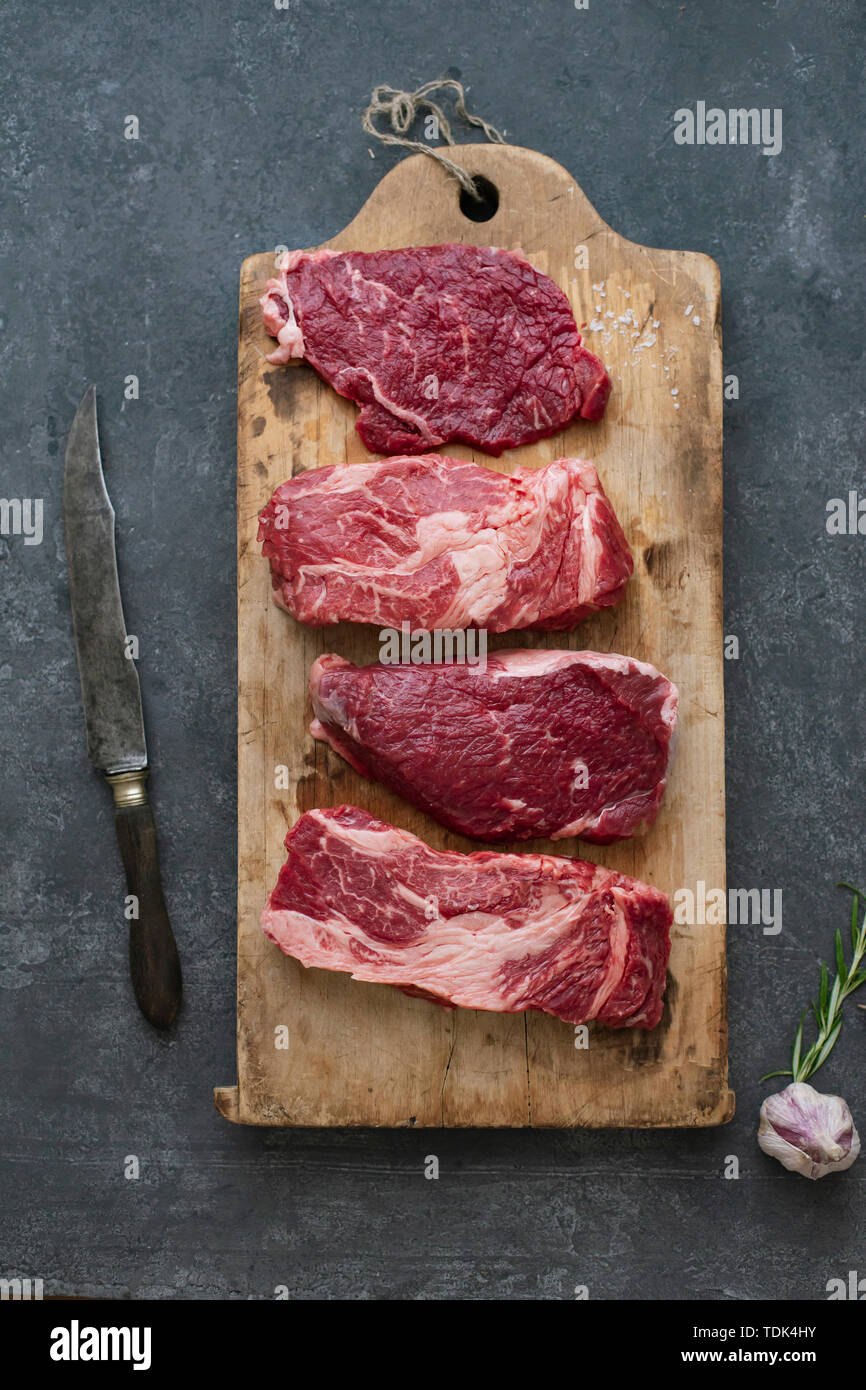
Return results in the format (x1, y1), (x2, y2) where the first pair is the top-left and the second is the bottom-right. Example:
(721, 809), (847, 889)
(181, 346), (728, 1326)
(486, 649), (678, 724)
(261, 252), (311, 364)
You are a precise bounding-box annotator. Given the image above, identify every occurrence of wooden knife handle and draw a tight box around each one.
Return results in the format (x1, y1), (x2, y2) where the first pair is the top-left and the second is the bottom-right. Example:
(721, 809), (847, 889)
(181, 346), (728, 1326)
(107, 770), (182, 1030)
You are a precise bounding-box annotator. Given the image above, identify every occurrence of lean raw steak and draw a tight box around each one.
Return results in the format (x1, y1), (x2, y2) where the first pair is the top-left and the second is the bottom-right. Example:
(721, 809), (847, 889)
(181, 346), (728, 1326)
(258, 454), (633, 631)
(260, 245), (611, 455)
(310, 650), (679, 844)
(261, 806), (672, 1029)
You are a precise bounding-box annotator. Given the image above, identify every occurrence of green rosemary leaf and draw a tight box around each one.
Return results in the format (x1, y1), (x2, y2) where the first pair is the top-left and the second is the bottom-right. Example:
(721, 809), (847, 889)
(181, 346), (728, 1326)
(807, 1018), (844, 1078)
(760, 1068), (793, 1082)
(835, 928), (847, 983)
(827, 973), (843, 1021)
(791, 1013), (805, 1077)
(819, 962), (829, 1014)
(794, 1039), (820, 1082)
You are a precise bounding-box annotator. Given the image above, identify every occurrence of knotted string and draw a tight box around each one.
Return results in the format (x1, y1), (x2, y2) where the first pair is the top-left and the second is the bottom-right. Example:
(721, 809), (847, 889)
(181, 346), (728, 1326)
(361, 80), (505, 199)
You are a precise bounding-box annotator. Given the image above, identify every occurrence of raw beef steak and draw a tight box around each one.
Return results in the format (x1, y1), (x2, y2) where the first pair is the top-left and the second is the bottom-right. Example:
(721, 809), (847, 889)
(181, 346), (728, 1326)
(260, 245), (611, 455)
(258, 454), (633, 631)
(310, 650), (679, 844)
(261, 806), (672, 1029)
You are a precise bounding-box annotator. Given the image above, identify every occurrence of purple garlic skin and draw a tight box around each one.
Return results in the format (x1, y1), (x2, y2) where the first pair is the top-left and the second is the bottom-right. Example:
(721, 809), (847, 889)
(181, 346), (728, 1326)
(758, 1082), (860, 1180)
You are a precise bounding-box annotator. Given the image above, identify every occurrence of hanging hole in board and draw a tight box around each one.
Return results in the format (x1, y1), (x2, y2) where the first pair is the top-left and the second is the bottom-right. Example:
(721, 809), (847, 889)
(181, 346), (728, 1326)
(459, 175), (499, 222)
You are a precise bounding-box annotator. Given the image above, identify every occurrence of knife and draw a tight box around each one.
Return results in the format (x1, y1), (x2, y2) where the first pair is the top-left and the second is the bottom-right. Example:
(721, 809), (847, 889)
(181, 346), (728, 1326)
(63, 386), (182, 1029)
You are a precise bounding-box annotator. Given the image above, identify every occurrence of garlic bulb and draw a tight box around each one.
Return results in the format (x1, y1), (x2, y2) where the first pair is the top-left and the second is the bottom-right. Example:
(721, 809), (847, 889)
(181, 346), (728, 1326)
(758, 1082), (860, 1180)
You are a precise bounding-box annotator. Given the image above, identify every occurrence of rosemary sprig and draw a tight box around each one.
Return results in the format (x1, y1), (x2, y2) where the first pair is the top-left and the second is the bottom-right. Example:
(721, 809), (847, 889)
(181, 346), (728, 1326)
(761, 882), (866, 1083)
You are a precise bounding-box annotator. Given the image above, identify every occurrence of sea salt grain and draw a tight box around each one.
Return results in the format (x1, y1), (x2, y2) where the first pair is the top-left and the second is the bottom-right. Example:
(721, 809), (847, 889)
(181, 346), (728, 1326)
(582, 290), (687, 392)
(684, 304), (694, 316)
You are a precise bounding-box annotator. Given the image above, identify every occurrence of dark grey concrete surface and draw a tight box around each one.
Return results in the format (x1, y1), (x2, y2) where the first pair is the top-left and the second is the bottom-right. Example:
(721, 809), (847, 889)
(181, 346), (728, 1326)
(2, 0), (864, 1301)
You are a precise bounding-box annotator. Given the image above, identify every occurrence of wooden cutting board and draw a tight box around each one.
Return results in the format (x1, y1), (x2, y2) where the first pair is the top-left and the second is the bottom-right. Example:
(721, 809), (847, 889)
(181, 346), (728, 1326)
(214, 143), (733, 1128)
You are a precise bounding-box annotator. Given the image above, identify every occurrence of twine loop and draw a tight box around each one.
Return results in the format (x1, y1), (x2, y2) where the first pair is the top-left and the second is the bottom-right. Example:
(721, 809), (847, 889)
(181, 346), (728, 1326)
(361, 79), (505, 199)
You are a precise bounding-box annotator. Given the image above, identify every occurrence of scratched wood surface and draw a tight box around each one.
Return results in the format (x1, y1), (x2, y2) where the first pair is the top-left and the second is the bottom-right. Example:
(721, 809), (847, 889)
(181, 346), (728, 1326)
(214, 144), (733, 1128)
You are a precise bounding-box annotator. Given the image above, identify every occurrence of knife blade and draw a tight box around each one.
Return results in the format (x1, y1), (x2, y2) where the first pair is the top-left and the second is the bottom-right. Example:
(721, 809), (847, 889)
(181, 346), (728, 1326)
(64, 386), (182, 1029)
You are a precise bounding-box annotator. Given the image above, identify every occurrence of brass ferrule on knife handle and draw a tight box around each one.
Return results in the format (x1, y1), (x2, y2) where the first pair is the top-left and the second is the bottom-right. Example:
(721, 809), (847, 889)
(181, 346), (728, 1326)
(106, 768), (149, 807)
(107, 769), (182, 1030)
